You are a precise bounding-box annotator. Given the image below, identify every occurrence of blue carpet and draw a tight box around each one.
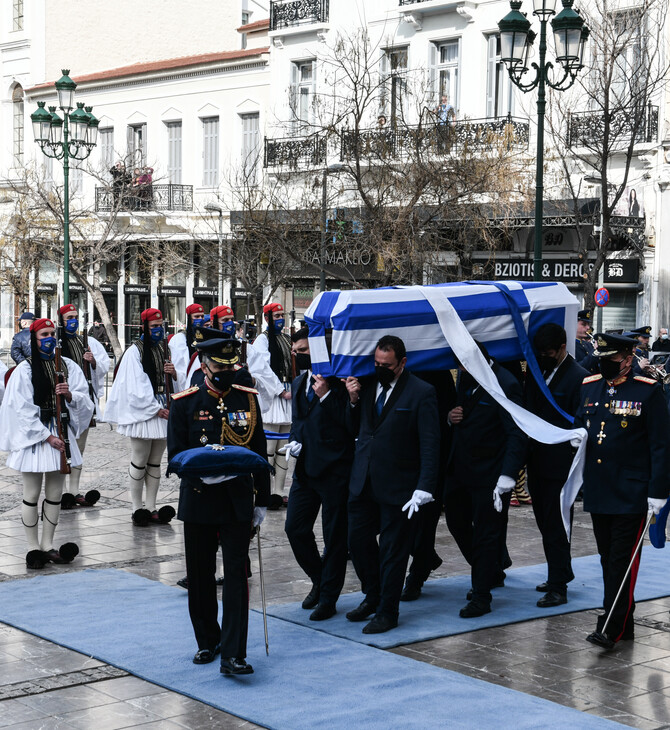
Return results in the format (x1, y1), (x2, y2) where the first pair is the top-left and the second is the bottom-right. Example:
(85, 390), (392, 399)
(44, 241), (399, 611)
(268, 546), (670, 649)
(0, 569), (621, 729)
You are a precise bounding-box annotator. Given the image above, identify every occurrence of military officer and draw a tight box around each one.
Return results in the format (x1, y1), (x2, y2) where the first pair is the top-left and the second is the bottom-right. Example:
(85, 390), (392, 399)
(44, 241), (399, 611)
(167, 336), (270, 675)
(575, 332), (670, 649)
(575, 310), (597, 373)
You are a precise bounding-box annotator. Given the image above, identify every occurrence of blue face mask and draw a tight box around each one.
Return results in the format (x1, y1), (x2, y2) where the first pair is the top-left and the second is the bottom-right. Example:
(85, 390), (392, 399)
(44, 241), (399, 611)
(149, 326), (164, 344)
(273, 318), (285, 333)
(38, 336), (57, 358)
(192, 318), (205, 328)
(64, 318), (78, 335)
(220, 320), (236, 336)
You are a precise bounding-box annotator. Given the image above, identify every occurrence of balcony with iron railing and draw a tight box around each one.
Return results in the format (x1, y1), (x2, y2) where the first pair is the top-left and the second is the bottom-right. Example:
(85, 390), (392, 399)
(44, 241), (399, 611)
(264, 135), (327, 168)
(340, 116), (530, 161)
(270, 0), (329, 31)
(567, 105), (659, 148)
(95, 184), (194, 213)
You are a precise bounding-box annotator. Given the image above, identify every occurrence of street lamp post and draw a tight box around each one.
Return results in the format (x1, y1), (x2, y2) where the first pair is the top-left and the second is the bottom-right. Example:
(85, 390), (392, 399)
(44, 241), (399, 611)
(30, 70), (99, 304)
(498, 0), (589, 281)
(320, 163), (344, 292)
(204, 203), (230, 304)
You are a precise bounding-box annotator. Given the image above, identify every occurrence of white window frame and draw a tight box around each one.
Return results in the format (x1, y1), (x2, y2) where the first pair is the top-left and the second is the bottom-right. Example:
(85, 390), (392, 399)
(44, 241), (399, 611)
(99, 128), (115, 172)
(290, 59), (316, 131)
(13, 0), (24, 31)
(240, 112), (261, 185)
(430, 39), (460, 114)
(486, 34), (515, 118)
(166, 121), (182, 184)
(381, 47), (409, 126)
(127, 123), (147, 167)
(202, 117), (220, 187)
(12, 86), (24, 168)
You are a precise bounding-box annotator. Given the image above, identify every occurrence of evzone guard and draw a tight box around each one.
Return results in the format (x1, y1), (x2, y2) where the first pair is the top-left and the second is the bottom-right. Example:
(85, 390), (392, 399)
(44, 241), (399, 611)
(0, 318), (94, 568)
(104, 308), (177, 526)
(57, 303), (111, 509)
(168, 302), (206, 392)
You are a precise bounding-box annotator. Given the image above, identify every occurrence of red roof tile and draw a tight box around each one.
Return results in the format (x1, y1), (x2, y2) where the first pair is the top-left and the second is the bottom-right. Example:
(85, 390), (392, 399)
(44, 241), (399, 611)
(237, 18), (270, 32)
(27, 47), (269, 92)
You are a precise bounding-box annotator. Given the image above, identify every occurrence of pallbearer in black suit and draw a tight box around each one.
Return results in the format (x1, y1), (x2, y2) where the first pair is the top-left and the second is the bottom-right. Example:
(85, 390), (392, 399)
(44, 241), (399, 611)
(525, 323), (588, 607)
(284, 327), (354, 621)
(167, 337), (270, 675)
(344, 335), (440, 634)
(445, 341), (526, 618)
(575, 332), (670, 649)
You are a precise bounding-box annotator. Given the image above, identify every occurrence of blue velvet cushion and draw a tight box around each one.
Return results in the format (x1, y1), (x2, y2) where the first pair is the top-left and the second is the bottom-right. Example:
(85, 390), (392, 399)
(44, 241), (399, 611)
(167, 444), (272, 478)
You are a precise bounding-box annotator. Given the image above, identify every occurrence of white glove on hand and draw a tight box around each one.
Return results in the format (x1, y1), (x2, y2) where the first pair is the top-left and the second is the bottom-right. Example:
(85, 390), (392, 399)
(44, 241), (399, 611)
(278, 440), (302, 457)
(202, 474), (236, 484)
(401, 490), (434, 519)
(648, 498), (667, 516)
(493, 475), (516, 513)
(253, 506), (267, 527)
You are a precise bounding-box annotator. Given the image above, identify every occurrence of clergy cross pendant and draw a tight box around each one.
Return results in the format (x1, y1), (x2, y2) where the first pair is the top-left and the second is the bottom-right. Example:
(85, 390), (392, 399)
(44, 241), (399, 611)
(597, 421), (606, 445)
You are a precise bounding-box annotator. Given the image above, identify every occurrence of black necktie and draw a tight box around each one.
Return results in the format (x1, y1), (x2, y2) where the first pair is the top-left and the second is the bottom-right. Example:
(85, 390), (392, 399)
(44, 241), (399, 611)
(307, 376), (316, 403)
(375, 384), (390, 417)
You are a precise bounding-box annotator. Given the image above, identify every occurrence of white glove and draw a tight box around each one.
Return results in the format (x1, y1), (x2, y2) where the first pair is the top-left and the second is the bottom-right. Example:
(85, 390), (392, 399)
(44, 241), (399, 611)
(648, 498), (667, 516)
(202, 474), (236, 484)
(570, 428), (587, 449)
(493, 475), (516, 513)
(278, 440), (302, 457)
(401, 490), (434, 519)
(253, 506), (267, 527)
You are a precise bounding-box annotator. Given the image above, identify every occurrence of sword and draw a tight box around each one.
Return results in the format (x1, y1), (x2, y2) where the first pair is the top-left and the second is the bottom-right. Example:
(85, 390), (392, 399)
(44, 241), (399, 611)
(257, 526), (269, 655)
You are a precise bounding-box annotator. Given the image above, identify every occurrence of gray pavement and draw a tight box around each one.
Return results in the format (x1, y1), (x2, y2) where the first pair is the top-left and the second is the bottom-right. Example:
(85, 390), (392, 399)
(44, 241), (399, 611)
(1, 425), (670, 728)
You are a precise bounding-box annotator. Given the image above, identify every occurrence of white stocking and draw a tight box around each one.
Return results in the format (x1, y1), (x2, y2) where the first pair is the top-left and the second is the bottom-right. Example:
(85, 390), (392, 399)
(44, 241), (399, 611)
(41, 474), (66, 551)
(129, 438), (152, 511)
(21, 473), (42, 551)
(266, 423), (290, 493)
(144, 439), (167, 511)
(66, 428), (89, 495)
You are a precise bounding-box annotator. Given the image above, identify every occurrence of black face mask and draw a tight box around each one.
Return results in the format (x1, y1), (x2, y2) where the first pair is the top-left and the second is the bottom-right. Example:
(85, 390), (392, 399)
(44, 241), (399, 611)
(207, 368), (236, 391)
(537, 354), (559, 374)
(599, 358), (623, 380)
(375, 365), (396, 386)
(294, 352), (311, 371)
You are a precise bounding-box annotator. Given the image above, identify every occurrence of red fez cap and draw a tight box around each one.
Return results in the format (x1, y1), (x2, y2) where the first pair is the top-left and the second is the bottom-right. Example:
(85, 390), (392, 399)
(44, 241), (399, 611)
(186, 303), (204, 316)
(30, 318), (55, 332)
(140, 308), (163, 323)
(59, 304), (77, 316)
(263, 303), (283, 315)
(211, 305), (234, 318)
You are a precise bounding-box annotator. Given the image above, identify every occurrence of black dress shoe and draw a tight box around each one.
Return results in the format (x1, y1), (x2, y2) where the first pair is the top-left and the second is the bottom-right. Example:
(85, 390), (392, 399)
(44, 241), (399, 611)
(536, 581), (549, 593)
(302, 583), (320, 610)
(310, 603), (336, 621)
(400, 582), (422, 602)
(362, 615), (398, 634)
(430, 552), (443, 571)
(586, 631), (616, 650)
(459, 601), (491, 618)
(537, 591), (567, 608)
(177, 577), (188, 589)
(221, 657), (254, 675)
(346, 599), (378, 622)
(193, 645), (220, 664)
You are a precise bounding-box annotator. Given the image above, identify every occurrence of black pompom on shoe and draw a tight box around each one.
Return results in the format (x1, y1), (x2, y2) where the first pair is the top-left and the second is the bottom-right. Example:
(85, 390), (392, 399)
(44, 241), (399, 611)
(132, 508), (152, 527)
(79, 489), (100, 506)
(267, 494), (284, 511)
(58, 543), (79, 563)
(26, 550), (47, 569)
(158, 505), (176, 524)
(61, 493), (77, 510)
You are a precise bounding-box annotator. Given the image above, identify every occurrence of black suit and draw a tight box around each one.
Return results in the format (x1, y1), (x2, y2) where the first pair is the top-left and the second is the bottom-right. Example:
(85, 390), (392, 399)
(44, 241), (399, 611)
(524, 354), (588, 593)
(445, 363), (526, 605)
(347, 370), (440, 620)
(284, 372), (354, 605)
(167, 382), (270, 660)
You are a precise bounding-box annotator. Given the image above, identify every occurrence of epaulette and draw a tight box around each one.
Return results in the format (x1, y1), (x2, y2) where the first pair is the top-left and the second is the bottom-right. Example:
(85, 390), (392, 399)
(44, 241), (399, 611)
(232, 383), (259, 395)
(582, 374), (602, 384)
(172, 386), (199, 400)
(634, 375), (658, 385)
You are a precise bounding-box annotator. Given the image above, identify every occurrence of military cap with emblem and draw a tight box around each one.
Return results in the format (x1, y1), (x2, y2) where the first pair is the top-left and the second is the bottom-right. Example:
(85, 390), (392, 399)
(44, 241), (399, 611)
(630, 326), (651, 338)
(593, 332), (637, 357)
(196, 336), (241, 365)
(192, 325), (236, 346)
(578, 309), (592, 322)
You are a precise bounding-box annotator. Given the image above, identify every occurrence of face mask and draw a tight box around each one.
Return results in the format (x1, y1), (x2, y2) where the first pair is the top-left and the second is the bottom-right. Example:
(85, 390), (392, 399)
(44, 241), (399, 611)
(207, 368), (235, 391)
(599, 357), (623, 380)
(273, 318), (285, 333)
(64, 318), (78, 334)
(662, 334), (668, 341)
(220, 321), (236, 336)
(537, 354), (558, 373)
(149, 326), (164, 344)
(294, 352), (311, 371)
(375, 365), (396, 386)
(38, 336), (57, 358)
(192, 318), (205, 328)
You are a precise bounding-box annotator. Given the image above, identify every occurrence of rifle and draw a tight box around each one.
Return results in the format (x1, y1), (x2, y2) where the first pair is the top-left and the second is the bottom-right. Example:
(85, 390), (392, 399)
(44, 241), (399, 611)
(82, 322), (97, 427)
(163, 322), (172, 409)
(54, 335), (72, 475)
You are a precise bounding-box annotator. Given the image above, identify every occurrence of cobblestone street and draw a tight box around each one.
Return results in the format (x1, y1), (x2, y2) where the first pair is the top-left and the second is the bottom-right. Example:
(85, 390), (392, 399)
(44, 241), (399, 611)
(1, 426), (670, 728)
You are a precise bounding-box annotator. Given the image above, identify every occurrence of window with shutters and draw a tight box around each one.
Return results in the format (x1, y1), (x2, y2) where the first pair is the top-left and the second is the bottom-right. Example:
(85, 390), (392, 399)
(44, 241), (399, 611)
(99, 128), (115, 172)
(430, 40), (459, 113)
(13, 86), (24, 167)
(290, 60), (316, 131)
(381, 48), (408, 126)
(166, 121), (182, 184)
(241, 10), (250, 49)
(202, 117), (219, 187)
(241, 113), (260, 185)
(485, 34), (514, 118)
(13, 0), (24, 31)
(127, 124), (147, 167)
(71, 163), (83, 195)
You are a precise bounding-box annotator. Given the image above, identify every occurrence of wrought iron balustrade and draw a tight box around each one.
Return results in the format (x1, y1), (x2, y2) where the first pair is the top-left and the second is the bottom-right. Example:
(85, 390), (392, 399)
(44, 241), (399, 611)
(567, 105), (659, 148)
(95, 184), (193, 213)
(270, 0), (329, 30)
(264, 135), (326, 168)
(398, 0), (432, 4)
(340, 116), (530, 160)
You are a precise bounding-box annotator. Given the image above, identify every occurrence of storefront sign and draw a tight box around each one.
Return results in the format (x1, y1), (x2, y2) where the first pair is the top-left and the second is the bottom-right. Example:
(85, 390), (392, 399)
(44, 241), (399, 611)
(603, 259), (638, 284)
(492, 258), (594, 282)
(100, 284), (117, 294)
(36, 283), (56, 294)
(193, 287), (217, 297)
(158, 286), (186, 297)
(123, 284), (150, 295)
(234, 288), (253, 298)
(67, 283), (87, 294)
